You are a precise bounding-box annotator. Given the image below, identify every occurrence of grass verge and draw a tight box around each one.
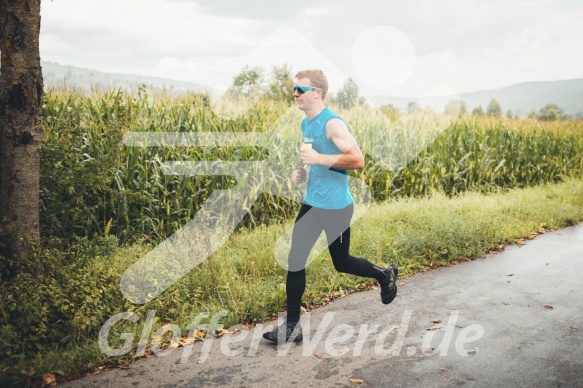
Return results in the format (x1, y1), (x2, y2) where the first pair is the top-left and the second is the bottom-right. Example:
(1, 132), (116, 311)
(2, 178), (583, 386)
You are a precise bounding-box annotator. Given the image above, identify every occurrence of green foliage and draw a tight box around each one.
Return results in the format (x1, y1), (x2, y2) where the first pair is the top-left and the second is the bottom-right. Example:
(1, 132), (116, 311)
(227, 66), (266, 99)
(357, 179), (583, 274)
(0, 217), (16, 278)
(472, 105), (484, 116)
(266, 64), (295, 103)
(379, 103), (401, 122)
(39, 92), (583, 244)
(40, 91), (129, 241)
(0, 236), (131, 381)
(347, 110), (583, 200)
(40, 90), (296, 243)
(537, 103), (571, 121)
(461, 101), (468, 115)
(407, 101), (423, 113)
(444, 99), (466, 115)
(336, 77), (360, 109)
(227, 64), (295, 103)
(487, 99), (502, 117)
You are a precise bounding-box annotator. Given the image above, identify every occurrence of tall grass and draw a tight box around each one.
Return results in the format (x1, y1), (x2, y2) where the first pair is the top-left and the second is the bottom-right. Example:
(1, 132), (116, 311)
(40, 90), (583, 243)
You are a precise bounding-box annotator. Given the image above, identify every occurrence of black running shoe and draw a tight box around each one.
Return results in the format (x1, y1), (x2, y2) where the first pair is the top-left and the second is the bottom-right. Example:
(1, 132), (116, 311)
(380, 263), (398, 305)
(262, 321), (303, 344)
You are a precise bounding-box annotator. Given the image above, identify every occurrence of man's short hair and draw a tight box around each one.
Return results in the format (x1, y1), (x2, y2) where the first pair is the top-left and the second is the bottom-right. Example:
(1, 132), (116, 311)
(295, 69), (328, 100)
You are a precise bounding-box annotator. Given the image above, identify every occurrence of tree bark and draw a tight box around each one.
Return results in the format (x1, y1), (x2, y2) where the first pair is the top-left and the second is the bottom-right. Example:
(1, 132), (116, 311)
(0, 0), (44, 262)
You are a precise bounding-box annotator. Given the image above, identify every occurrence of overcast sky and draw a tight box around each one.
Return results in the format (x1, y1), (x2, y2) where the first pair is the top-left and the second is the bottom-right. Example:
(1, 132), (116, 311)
(40, 0), (583, 97)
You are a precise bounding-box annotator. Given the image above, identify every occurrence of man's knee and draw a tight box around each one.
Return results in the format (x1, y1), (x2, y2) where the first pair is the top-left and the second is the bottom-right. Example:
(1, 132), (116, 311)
(332, 260), (351, 273)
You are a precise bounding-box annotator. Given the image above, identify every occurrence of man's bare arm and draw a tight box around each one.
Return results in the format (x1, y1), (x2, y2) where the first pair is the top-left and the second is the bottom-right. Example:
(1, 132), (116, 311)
(299, 118), (364, 170)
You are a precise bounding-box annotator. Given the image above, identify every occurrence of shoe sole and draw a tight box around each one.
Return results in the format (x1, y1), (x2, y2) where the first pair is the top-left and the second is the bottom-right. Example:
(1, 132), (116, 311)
(262, 334), (303, 344)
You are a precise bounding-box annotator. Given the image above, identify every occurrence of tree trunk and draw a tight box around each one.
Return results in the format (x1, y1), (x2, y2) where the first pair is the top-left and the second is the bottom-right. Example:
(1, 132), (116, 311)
(0, 0), (43, 263)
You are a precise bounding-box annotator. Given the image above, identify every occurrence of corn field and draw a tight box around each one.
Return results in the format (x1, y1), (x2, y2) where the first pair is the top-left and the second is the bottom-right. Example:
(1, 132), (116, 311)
(40, 90), (583, 242)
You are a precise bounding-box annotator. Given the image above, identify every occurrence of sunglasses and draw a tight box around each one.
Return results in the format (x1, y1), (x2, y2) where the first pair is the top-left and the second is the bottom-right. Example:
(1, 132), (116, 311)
(293, 85), (319, 94)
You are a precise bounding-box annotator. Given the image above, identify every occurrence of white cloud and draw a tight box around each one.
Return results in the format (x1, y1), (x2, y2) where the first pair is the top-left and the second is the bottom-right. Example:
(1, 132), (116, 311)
(304, 7), (330, 17)
(38, 0), (583, 96)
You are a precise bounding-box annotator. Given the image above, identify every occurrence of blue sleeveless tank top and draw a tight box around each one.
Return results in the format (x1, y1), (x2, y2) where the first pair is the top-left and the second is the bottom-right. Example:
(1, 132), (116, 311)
(301, 107), (354, 209)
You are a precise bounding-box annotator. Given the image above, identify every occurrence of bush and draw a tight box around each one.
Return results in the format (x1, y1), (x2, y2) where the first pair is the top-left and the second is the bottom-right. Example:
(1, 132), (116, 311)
(0, 236), (123, 358)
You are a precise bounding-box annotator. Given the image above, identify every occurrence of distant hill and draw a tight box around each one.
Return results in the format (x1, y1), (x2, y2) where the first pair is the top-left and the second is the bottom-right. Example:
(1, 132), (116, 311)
(458, 79), (583, 117)
(368, 79), (583, 117)
(41, 61), (212, 96)
(41, 62), (583, 117)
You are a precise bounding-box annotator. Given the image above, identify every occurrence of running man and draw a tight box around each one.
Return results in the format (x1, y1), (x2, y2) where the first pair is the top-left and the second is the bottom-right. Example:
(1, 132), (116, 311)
(263, 69), (398, 344)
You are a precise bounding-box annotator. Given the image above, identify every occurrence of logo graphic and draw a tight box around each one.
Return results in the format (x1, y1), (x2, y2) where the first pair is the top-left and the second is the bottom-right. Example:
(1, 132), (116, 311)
(99, 309), (484, 360)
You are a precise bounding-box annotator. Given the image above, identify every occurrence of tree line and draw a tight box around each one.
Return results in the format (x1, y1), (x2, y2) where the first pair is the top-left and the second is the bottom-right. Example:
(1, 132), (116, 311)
(227, 65), (579, 121)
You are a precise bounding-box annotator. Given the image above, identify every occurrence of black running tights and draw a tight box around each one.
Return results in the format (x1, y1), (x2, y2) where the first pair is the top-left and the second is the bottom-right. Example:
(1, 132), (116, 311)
(286, 203), (386, 324)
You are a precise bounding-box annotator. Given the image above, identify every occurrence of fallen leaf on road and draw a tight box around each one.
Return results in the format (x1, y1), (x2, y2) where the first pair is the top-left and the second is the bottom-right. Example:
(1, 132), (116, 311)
(399, 283), (405, 286)
(467, 347), (480, 355)
(427, 325), (444, 331)
(348, 378), (365, 384)
(431, 319), (442, 324)
(215, 329), (230, 338)
(177, 340), (187, 348)
(506, 274), (514, 277)
(544, 305), (554, 310)
(42, 373), (57, 387)
(438, 368), (446, 372)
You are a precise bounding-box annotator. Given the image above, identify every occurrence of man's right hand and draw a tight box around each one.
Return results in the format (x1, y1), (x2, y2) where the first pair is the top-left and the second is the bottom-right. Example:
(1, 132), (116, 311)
(292, 166), (307, 184)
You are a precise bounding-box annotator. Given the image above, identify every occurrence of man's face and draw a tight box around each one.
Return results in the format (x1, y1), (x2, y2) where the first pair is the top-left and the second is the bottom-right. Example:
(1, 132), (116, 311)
(293, 77), (317, 112)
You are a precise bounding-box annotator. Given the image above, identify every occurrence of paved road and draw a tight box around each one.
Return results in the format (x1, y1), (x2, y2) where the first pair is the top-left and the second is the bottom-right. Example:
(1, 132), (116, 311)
(64, 223), (583, 387)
